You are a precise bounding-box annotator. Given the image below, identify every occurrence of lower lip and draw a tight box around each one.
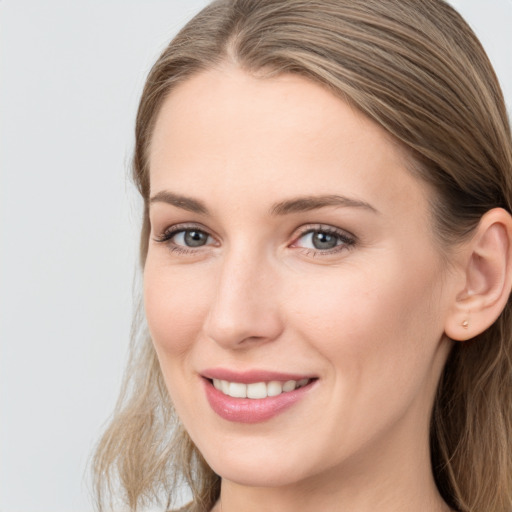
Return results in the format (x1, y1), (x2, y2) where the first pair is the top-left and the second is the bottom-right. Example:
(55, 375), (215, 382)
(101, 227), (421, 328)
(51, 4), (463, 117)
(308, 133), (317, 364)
(203, 378), (315, 423)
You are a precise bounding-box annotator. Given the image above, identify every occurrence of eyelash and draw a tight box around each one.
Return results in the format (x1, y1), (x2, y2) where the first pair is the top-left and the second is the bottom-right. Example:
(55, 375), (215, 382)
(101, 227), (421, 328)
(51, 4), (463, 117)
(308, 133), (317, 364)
(153, 223), (356, 257)
(153, 223), (215, 255)
(292, 225), (356, 257)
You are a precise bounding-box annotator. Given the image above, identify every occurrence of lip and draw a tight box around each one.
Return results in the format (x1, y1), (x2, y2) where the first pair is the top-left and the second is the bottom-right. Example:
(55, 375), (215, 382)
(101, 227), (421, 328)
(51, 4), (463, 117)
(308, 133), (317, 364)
(201, 368), (316, 384)
(201, 369), (317, 424)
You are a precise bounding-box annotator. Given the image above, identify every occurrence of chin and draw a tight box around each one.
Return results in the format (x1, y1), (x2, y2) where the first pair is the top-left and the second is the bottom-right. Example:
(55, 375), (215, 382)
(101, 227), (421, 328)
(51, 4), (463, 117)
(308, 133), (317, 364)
(209, 458), (305, 488)
(193, 434), (319, 488)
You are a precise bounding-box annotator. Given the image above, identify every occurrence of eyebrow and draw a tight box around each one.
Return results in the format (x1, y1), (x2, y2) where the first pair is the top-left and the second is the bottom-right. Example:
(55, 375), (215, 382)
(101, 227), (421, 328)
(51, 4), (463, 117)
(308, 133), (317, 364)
(149, 191), (378, 216)
(270, 194), (378, 215)
(150, 190), (209, 214)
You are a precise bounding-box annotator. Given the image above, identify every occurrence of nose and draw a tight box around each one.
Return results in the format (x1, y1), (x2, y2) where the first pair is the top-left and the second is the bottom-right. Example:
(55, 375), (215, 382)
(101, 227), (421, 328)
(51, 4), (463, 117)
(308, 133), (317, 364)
(202, 247), (284, 349)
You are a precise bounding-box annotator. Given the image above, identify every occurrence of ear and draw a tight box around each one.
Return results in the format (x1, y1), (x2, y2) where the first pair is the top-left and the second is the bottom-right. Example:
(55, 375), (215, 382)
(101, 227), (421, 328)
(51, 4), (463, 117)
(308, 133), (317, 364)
(445, 208), (512, 341)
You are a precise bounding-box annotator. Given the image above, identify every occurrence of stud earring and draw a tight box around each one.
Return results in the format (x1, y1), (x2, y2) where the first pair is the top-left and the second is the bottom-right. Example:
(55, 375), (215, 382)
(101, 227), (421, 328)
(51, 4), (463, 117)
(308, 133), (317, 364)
(462, 319), (469, 329)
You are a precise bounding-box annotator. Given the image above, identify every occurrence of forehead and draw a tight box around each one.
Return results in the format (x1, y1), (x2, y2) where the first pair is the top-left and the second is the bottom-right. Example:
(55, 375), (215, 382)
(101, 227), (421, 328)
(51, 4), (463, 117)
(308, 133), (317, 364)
(148, 65), (431, 224)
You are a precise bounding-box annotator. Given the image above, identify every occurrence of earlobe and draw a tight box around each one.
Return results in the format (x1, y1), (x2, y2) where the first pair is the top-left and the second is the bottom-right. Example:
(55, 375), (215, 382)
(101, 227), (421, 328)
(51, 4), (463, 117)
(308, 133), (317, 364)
(444, 208), (512, 342)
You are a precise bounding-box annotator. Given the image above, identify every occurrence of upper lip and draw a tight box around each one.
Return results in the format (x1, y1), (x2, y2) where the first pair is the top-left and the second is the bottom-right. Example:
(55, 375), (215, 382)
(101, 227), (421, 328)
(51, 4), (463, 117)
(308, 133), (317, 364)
(201, 368), (317, 384)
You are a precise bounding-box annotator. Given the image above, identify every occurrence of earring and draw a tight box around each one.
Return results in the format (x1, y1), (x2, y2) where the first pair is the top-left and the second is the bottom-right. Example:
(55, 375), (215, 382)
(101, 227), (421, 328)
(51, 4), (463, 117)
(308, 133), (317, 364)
(462, 319), (469, 329)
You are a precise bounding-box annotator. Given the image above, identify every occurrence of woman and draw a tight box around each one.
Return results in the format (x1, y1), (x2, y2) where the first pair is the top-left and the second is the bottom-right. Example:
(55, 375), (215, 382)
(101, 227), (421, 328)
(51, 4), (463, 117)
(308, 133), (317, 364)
(93, 1), (512, 511)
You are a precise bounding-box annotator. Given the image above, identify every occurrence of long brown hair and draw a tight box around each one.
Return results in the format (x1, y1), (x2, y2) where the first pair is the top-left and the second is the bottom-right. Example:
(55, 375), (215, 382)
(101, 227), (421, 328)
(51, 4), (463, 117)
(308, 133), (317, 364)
(92, 1), (512, 511)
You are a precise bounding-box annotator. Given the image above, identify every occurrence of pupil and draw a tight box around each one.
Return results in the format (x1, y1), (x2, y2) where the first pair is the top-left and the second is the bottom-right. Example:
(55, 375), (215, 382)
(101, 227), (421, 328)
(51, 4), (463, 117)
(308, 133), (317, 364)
(184, 230), (207, 247)
(313, 232), (337, 250)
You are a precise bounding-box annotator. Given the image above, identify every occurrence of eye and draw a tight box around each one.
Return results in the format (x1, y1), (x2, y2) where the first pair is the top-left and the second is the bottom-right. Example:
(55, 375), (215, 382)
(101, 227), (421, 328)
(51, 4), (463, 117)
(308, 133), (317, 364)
(153, 224), (216, 253)
(292, 226), (355, 254)
(173, 229), (211, 248)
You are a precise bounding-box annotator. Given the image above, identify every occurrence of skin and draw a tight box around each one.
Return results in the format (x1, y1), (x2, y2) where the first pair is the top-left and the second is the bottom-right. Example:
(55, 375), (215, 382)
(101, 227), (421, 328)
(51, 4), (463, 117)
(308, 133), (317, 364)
(144, 65), (461, 512)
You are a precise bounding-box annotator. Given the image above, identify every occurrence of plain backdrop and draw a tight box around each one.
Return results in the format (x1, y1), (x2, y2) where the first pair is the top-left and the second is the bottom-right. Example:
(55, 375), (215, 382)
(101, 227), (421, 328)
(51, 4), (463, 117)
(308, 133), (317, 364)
(1, 1), (511, 511)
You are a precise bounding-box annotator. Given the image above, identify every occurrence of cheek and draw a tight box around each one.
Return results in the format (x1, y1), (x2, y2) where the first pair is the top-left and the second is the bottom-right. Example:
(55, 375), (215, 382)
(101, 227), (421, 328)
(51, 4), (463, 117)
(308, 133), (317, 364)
(282, 257), (446, 454)
(143, 260), (211, 359)
(287, 256), (444, 381)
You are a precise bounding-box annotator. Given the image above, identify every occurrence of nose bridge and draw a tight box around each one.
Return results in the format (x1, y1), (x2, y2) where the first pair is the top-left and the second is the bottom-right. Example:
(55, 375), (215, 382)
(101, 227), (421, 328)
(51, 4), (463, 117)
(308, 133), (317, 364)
(203, 241), (283, 348)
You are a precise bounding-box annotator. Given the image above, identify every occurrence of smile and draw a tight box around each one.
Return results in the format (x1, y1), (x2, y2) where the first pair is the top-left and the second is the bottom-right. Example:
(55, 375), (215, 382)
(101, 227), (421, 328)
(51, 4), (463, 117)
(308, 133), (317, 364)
(201, 370), (317, 423)
(212, 378), (312, 399)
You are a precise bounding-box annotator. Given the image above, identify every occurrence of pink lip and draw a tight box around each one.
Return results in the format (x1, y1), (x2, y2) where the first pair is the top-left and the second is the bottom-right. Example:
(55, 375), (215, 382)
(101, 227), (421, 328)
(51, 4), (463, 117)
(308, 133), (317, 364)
(201, 369), (317, 424)
(201, 368), (316, 384)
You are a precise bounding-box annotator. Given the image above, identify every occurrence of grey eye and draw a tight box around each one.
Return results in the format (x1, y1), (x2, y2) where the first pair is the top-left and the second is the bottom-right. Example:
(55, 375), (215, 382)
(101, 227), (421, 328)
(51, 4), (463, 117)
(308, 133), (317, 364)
(175, 229), (211, 247)
(311, 231), (339, 250)
(297, 230), (342, 250)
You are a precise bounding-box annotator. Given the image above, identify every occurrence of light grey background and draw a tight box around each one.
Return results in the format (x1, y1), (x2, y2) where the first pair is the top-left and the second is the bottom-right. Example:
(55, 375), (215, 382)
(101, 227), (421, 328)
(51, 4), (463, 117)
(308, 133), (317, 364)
(1, 1), (511, 511)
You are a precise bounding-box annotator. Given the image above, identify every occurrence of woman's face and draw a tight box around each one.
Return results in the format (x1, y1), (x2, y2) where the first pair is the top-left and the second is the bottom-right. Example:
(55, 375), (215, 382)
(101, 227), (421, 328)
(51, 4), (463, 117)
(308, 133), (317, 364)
(145, 66), (456, 488)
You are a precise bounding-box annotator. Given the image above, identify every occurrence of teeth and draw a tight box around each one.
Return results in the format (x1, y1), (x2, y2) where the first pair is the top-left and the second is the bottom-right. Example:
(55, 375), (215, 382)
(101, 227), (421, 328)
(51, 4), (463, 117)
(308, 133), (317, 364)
(229, 382), (247, 398)
(211, 378), (311, 399)
(267, 381), (283, 396)
(247, 382), (267, 399)
(282, 380), (296, 392)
